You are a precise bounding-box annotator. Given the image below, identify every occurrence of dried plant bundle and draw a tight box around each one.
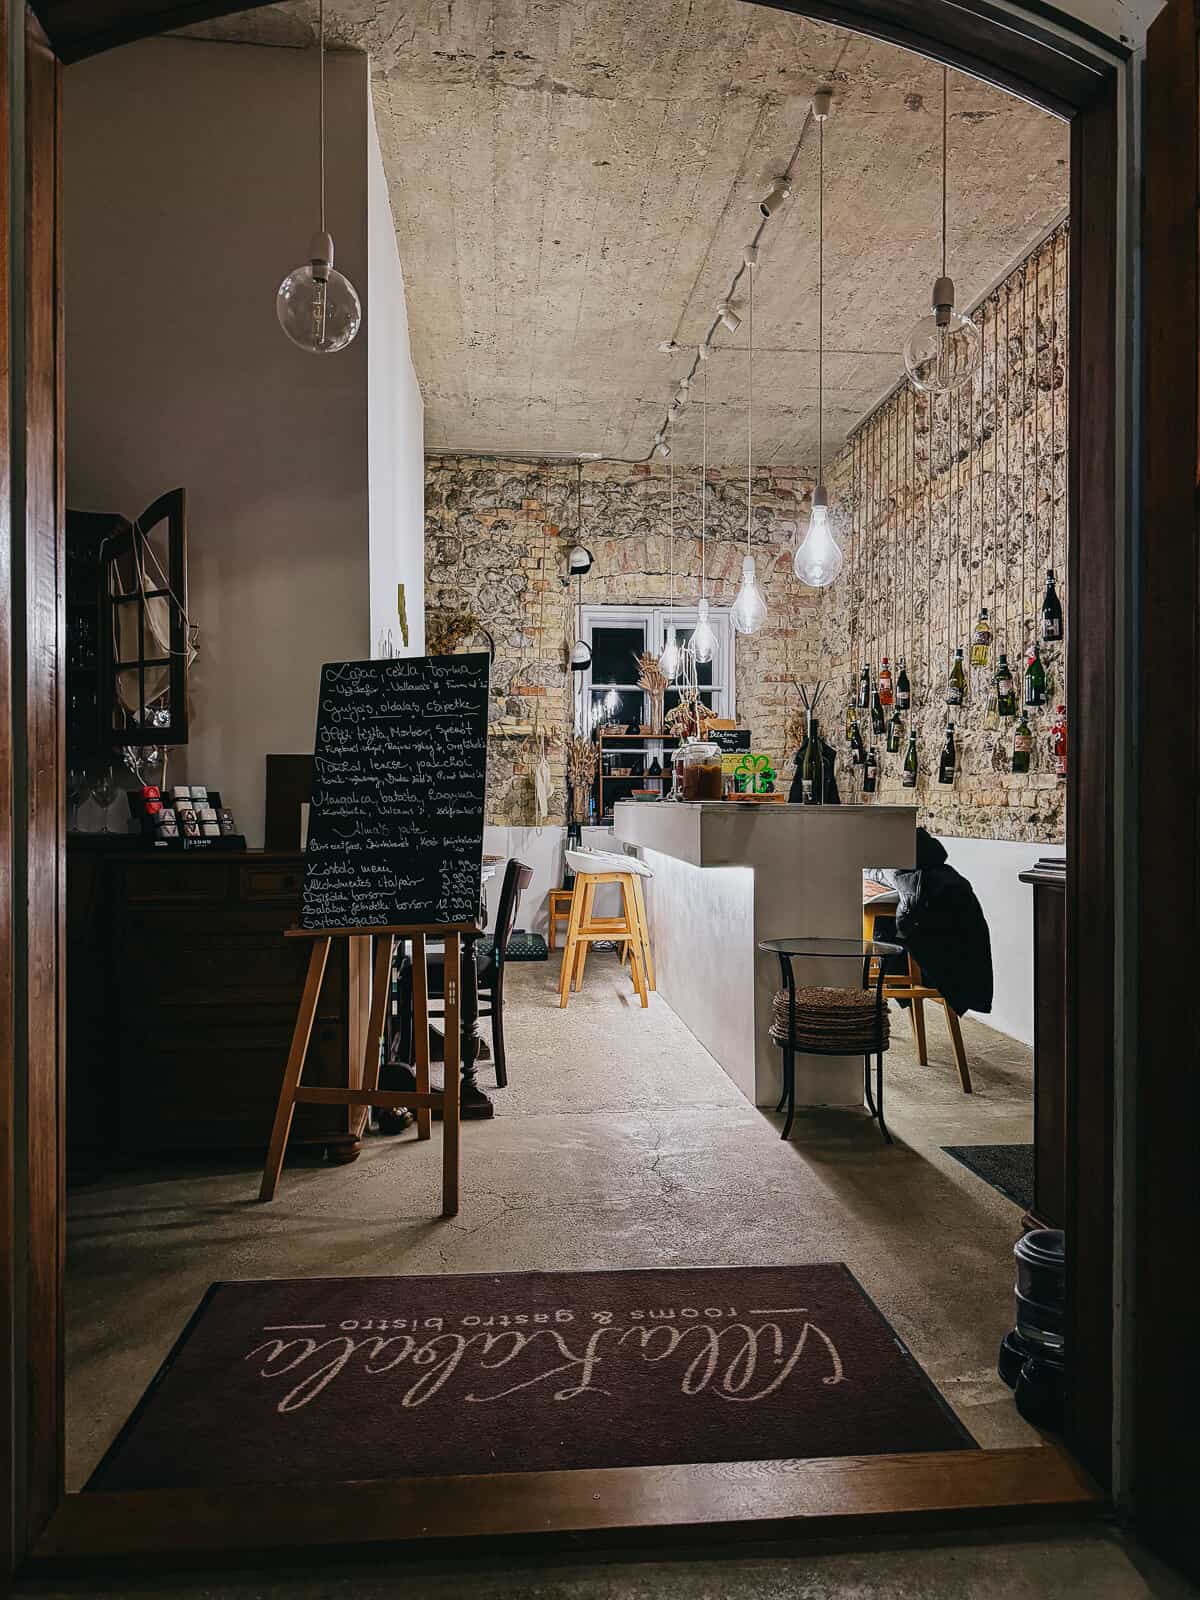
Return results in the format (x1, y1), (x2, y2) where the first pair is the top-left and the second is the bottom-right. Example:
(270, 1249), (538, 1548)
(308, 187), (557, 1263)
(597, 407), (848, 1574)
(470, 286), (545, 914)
(635, 651), (669, 693)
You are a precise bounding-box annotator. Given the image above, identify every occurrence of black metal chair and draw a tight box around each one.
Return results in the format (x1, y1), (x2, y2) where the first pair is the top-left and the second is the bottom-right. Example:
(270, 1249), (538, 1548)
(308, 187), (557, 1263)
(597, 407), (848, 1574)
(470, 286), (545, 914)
(396, 858), (533, 1089)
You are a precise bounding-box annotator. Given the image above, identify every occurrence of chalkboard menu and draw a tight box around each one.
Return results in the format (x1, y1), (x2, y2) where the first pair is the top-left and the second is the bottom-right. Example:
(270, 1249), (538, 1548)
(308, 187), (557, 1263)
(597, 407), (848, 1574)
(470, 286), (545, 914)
(300, 653), (490, 931)
(708, 729), (752, 753)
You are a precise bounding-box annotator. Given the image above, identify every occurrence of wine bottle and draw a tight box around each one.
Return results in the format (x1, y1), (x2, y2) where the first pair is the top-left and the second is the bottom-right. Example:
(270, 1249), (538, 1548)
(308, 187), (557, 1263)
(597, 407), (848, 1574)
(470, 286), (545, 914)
(1012, 712), (1033, 774)
(1041, 569), (1064, 642)
(946, 646), (967, 706)
(801, 712), (822, 805)
(870, 683), (885, 735)
(1051, 704), (1067, 779)
(970, 607), (992, 667)
(849, 718), (867, 766)
(878, 656), (894, 707)
(937, 722), (957, 785)
(995, 653), (1017, 719)
(895, 657), (911, 711)
(902, 732), (918, 788)
(856, 664), (871, 710)
(863, 748), (878, 795)
(886, 711), (903, 754)
(1024, 645), (1047, 707)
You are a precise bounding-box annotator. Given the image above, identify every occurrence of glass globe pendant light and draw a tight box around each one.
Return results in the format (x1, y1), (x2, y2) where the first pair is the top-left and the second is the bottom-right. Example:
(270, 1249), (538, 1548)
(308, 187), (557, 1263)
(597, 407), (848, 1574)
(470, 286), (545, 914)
(903, 68), (980, 395)
(691, 364), (717, 665)
(731, 246), (769, 635)
(659, 422), (682, 679)
(276, 0), (362, 354)
(794, 89), (844, 590)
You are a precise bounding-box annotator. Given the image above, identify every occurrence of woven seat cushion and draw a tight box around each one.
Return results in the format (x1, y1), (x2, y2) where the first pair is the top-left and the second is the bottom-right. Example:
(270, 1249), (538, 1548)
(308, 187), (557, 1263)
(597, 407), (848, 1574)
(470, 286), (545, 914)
(770, 985), (889, 1049)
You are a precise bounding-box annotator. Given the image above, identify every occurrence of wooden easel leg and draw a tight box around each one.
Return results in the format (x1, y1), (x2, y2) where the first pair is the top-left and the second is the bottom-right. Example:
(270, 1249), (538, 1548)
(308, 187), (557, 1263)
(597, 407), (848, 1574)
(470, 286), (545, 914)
(260, 938), (331, 1202)
(441, 933), (462, 1218)
(412, 934), (431, 1140)
(632, 874), (655, 992)
(355, 935), (395, 1138)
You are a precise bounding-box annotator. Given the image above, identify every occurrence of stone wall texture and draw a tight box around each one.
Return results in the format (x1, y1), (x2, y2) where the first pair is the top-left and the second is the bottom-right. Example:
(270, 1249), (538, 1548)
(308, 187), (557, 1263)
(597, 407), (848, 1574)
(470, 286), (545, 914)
(425, 222), (1067, 842)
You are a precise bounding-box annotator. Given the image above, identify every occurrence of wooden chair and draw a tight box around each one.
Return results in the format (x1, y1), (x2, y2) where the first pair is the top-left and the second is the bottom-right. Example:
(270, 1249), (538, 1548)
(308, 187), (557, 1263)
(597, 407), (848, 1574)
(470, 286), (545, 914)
(397, 859), (533, 1088)
(863, 888), (972, 1093)
(559, 848), (655, 1008)
(547, 888), (575, 950)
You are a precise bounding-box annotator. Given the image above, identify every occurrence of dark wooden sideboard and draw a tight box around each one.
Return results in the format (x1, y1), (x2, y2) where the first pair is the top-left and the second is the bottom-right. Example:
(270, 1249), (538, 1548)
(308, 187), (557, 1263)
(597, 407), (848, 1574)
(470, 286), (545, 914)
(67, 842), (367, 1177)
(1020, 863), (1067, 1230)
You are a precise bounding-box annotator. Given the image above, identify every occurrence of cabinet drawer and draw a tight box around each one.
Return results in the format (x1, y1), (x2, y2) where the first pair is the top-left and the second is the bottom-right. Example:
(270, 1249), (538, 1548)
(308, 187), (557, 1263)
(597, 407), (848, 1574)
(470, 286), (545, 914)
(124, 863), (230, 902)
(240, 864), (303, 903)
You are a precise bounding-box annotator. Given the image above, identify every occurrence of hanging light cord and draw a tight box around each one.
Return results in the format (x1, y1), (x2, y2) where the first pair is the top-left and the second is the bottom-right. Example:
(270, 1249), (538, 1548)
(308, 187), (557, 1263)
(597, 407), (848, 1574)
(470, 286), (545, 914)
(941, 65), (948, 281)
(668, 418), (675, 609)
(746, 253), (754, 554)
(818, 109), (824, 483)
(318, 0), (327, 233)
(701, 361), (708, 598)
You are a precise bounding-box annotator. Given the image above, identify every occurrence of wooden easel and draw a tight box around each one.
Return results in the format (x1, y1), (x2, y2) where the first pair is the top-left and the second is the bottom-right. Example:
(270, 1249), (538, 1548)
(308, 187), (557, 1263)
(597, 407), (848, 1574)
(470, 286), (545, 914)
(259, 922), (475, 1218)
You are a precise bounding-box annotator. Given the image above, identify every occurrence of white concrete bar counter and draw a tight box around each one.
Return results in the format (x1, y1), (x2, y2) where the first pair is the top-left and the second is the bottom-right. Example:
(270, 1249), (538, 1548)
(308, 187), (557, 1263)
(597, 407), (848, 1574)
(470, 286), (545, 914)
(613, 800), (916, 1108)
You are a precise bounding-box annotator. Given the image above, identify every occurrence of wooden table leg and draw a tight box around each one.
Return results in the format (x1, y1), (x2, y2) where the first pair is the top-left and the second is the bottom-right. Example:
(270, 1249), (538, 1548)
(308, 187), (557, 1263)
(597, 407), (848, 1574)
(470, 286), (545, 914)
(441, 933), (462, 1218)
(412, 933), (431, 1141)
(260, 937), (331, 1202)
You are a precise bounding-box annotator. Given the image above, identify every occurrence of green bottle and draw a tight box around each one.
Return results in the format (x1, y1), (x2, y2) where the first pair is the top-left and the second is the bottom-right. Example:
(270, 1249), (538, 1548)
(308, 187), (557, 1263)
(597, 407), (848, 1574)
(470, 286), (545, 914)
(1012, 712), (1033, 774)
(895, 657), (911, 710)
(937, 722), (957, 785)
(995, 653), (1017, 719)
(946, 647), (967, 707)
(887, 711), (903, 753)
(1024, 646), (1047, 708)
(801, 712), (822, 805)
(863, 748), (879, 795)
(902, 732), (918, 788)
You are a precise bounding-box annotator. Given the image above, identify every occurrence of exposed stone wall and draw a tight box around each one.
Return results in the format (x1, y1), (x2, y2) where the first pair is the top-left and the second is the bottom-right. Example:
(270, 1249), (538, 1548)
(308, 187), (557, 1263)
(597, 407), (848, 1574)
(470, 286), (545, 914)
(424, 458), (821, 824)
(823, 222), (1068, 842)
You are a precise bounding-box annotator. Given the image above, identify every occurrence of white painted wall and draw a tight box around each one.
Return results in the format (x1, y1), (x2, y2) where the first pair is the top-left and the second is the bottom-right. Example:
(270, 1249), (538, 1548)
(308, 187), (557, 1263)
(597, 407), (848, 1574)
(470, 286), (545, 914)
(936, 835), (1066, 1046)
(366, 89), (425, 658)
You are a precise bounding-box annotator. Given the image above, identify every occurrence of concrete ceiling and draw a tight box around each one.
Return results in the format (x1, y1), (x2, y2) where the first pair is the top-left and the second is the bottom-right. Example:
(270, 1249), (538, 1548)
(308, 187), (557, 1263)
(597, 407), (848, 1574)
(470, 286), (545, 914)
(182, 1), (1069, 465)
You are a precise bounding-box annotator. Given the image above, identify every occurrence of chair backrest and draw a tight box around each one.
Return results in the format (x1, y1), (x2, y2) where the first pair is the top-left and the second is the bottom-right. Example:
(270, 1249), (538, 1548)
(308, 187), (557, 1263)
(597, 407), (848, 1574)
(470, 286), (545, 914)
(493, 858), (534, 965)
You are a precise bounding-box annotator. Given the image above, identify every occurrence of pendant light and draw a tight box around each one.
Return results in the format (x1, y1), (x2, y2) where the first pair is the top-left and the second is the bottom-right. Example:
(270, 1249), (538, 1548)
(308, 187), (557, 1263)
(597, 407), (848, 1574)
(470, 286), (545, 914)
(794, 90), (845, 590)
(276, 0), (362, 353)
(731, 246), (769, 635)
(903, 68), (981, 394)
(692, 362), (717, 665)
(659, 419), (682, 679)
(569, 462), (593, 672)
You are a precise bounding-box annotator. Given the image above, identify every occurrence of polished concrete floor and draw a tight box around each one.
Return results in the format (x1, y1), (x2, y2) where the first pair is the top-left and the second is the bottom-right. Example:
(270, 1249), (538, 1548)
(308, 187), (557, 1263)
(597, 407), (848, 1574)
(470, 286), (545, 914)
(67, 957), (1039, 1488)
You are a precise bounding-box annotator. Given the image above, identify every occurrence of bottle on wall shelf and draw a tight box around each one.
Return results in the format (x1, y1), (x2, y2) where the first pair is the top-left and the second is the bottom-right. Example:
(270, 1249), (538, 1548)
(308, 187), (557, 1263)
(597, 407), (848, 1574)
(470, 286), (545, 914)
(995, 653), (1017, 718)
(970, 607), (993, 667)
(895, 657), (911, 711)
(946, 646), (967, 707)
(1041, 569), (1064, 642)
(902, 731), (918, 788)
(938, 722), (957, 785)
(878, 656), (894, 707)
(1011, 711), (1034, 774)
(1051, 704), (1067, 779)
(1024, 645), (1047, 707)
(857, 663), (871, 710)
(870, 682), (886, 735)
(863, 748), (879, 795)
(849, 717), (867, 766)
(801, 712), (823, 805)
(887, 710), (903, 754)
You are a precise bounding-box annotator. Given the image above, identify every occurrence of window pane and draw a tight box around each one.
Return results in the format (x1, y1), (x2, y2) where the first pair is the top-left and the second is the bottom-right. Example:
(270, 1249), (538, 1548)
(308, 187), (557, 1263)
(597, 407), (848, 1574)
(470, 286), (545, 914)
(591, 687), (645, 728)
(590, 625), (646, 683)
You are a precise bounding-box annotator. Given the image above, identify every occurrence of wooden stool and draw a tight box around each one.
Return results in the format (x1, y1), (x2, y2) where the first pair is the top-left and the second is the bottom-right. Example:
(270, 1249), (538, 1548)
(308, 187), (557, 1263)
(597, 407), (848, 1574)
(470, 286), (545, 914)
(260, 923), (470, 1217)
(548, 888), (575, 950)
(559, 848), (655, 1009)
(863, 892), (972, 1093)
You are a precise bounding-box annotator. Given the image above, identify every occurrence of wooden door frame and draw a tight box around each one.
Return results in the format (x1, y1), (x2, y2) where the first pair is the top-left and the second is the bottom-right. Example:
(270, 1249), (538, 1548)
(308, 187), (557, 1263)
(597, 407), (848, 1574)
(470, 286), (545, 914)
(3, 0), (1133, 1578)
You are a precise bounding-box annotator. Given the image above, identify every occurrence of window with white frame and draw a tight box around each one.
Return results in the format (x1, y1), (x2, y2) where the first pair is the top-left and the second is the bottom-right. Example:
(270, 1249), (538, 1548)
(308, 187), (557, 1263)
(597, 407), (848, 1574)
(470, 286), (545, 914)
(576, 604), (736, 731)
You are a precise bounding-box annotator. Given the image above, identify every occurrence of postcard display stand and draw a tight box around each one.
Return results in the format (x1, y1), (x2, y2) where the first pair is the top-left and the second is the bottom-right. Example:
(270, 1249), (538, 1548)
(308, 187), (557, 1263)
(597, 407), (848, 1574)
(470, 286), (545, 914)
(260, 653), (490, 1218)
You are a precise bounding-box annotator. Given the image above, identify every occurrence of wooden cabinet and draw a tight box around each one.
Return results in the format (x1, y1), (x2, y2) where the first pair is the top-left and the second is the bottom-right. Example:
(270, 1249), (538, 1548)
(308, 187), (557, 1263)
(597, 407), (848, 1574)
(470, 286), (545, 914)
(67, 844), (362, 1176)
(1020, 865), (1067, 1229)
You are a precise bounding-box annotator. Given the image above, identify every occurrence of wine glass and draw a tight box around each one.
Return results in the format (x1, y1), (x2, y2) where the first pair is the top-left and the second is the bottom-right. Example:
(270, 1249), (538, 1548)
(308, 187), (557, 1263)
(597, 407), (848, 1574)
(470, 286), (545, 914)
(65, 766), (86, 831)
(90, 767), (118, 834)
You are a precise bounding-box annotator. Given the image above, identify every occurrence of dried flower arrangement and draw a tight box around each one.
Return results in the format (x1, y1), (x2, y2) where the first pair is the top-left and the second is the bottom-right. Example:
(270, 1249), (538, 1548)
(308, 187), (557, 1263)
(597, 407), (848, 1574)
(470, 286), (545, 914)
(563, 736), (598, 824)
(635, 650), (669, 735)
(425, 609), (480, 656)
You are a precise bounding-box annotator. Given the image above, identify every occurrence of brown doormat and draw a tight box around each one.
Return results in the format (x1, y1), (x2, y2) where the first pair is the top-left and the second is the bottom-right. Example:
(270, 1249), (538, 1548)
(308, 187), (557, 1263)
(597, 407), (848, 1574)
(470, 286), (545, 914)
(88, 1265), (974, 1491)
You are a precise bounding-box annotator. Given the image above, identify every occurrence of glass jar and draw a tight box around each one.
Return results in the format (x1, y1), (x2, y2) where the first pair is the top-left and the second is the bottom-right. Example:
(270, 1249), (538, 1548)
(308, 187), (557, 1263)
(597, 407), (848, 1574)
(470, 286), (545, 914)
(675, 740), (724, 802)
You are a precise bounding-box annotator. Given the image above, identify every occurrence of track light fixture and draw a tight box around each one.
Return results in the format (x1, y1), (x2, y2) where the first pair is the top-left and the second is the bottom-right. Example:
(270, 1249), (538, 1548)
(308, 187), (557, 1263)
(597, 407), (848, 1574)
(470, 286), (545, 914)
(655, 439), (671, 459)
(717, 303), (741, 333)
(697, 340), (710, 361)
(759, 177), (792, 219)
(669, 398), (683, 419)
